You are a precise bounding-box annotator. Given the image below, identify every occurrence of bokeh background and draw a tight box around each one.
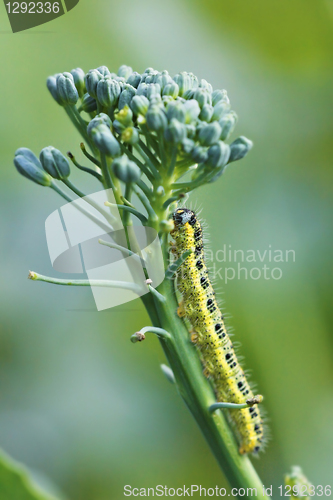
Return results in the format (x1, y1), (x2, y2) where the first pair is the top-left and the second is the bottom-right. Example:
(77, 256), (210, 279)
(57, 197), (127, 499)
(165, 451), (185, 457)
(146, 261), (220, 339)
(1, 1), (333, 498)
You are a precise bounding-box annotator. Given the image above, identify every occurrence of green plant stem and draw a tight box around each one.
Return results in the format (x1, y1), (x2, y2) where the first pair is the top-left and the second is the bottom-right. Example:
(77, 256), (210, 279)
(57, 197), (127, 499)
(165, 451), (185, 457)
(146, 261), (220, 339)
(145, 276), (270, 499)
(28, 271), (142, 294)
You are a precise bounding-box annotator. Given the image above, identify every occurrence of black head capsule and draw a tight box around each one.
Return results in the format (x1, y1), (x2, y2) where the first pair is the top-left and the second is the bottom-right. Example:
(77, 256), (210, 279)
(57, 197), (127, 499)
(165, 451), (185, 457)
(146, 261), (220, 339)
(173, 208), (196, 226)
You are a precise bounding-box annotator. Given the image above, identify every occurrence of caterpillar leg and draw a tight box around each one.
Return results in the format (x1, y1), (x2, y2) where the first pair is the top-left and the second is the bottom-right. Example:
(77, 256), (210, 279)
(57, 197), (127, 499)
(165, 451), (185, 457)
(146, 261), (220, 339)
(190, 331), (198, 344)
(177, 300), (186, 318)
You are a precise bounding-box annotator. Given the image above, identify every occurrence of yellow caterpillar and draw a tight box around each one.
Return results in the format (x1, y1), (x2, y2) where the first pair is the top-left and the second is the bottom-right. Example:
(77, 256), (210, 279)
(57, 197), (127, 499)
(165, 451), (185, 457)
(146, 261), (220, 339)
(171, 208), (264, 454)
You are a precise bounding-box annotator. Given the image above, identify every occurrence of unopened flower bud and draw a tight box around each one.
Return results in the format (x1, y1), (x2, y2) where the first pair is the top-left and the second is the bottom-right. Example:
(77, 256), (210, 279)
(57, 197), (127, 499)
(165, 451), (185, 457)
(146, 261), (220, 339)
(127, 72), (141, 88)
(130, 95), (149, 116)
(219, 111), (238, 140)
(97, 78), (121, 108)
(212, 89), (229, 107)
(147, 83), (161, 100)
(39, 146), (70, 180)
(46, 74), (62, 105)
(112, 155), (141, 183)
(162, 81), (179, 99)
(191, 145), (208, 163)
(166, 101), (186, 123)
(183, 100), (201, 123)
(118, 84), (136, 110)
(96, 66), (111, 77)
(121, 127), (139, 145)
(14, 149), (52, 187)
(212, 100), (230, 121)
(70, 67), (86, 98)
(181, 138), (195, 154)
(115, 105), (133, 126)
(85, 69), (103, 98)
(199, 104), (214, 122)
(205, 141), (230, 169)
(185, 124), (196, 139)
(117, 65), (133, 80)
(87, 113), (112, 136)
(80, 93), (97, 113)
(151, 72), (172, 91)
(112, 120), (125, 134)
(164, 118), (187, 144)
(228, 136), (253, 163)
(57, 72), (79, 105)
(199, 122), (222, 146)
(193, 88), (212, 108)
(173, 72), (198, 97)
(91, 124), (121, 157)
(146, 105), (167, 131)
(199, 79), (213, 93)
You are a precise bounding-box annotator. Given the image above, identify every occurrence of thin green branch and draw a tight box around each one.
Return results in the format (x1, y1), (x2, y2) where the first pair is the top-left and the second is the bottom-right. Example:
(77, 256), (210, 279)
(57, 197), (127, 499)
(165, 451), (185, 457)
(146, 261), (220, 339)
(28, 271), (142, 294)
(67, 151), (103, 183)
(105, 201), (148, 225)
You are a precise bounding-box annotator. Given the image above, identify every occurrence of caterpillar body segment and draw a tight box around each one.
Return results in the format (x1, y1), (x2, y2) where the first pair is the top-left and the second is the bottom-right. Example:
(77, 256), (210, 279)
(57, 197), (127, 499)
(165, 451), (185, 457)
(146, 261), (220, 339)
(171, 208), (264, 455)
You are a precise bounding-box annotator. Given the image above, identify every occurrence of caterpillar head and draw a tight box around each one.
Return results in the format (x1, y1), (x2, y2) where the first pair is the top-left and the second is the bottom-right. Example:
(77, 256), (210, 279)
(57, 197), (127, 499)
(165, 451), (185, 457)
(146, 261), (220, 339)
(173, 208), (196, 226)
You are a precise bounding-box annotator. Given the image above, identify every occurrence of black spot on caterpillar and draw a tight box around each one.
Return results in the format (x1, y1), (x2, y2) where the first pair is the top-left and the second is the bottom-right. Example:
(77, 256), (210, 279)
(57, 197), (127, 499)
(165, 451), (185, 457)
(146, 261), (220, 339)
(171, 208), (264, 454)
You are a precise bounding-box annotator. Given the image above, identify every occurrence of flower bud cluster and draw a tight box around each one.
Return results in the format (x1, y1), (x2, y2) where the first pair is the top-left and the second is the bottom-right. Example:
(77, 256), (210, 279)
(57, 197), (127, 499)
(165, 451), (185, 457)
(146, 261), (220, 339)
(46, 65), (252, 183)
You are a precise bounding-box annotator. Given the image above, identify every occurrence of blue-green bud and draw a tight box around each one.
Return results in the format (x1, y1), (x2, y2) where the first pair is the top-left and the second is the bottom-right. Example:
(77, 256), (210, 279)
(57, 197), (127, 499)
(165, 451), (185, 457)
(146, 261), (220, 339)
(191, 145), (208, 163)
(14, 149), (52, 187)
(185, 124), (196, 139)
(193, 88), (212, 108)
(205, 141), (230, 169)
(162, 81), (179, 99)
(198, 122), (222, 146)
(150, 71), (173, 90)
(112, 120), (125, 134)
(70, 68), (86, 98)
(112, 155), (141, 183)
(118, 84), (136, 110)
(46, 74), (62, 104)
(199, 104), (214, 122)
(85, 69), (103, 99)
(57, 72), (79, 105)
(87, 113), (112, 136)
(121, 127), (139, 145)
(199, 79), (213, 93)
(146, 105), (167, 131)
(117, 65), (133, 80)
(39, 146), (70, 180)
(181, 138), (195, 154)
(166, 101), (186, 123)
(136, 82), (148, 97)
(91, 124), (121, 157)
(130, 95), (149, 116)
(114, 105), (133, 126)
(146, 83), (161, 100)
(97, 66), (111, 77)
(219, 111), (238, 140)
(211, 100), (230, 121)
(173, 72), (195, 97)
(80, 93), (97, 113)
(97, 78), (121, 108)
(228, 136), (253, 163)
(182, 89), (195, 100)
(212, 89), (229, 107)
(183, 100), (201, 123)
(127, 72), (141, 88)
(164, 118), (187, 144)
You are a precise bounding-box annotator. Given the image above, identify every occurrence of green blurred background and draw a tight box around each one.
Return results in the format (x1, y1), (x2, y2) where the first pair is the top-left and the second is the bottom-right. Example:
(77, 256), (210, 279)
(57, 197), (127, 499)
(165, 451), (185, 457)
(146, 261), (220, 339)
(0, 0), (332, 498)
